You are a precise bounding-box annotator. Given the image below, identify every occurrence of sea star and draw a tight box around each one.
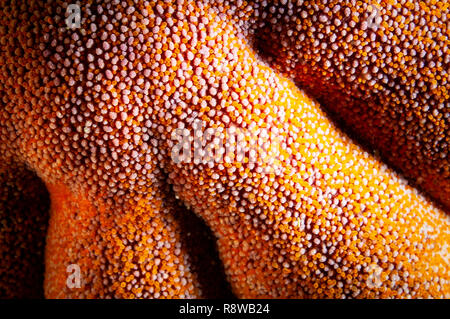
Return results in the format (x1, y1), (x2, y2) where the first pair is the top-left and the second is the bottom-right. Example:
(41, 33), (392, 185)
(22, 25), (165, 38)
(0, 0), (448, 299)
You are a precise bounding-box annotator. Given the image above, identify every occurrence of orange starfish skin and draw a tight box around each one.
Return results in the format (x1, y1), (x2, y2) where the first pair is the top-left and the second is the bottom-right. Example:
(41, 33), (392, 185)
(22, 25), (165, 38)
(0, 0), (448, 299)
(149, 2), (448, 297)
(44, 182), (229, 298)
(235, 0), (450, 209)
(1, 0), (233, 299)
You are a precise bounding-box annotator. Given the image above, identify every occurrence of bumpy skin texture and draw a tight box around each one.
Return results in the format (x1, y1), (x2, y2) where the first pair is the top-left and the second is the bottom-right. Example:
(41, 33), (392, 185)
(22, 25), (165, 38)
(242, 0), (449, 209)
(0, 0), (449, 299)
(0, 0), (232, 299)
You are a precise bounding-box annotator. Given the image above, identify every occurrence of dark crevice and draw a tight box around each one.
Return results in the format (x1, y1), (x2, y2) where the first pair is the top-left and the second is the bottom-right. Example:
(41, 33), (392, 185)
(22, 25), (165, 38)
(160, 172), (236, 299)
(0, 162), (50, 299)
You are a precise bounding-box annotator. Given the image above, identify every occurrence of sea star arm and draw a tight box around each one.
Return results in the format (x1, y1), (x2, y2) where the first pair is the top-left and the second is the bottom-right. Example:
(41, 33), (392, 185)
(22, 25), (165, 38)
(0, 0), (230, 299)
(44, 181), (229, 298)
(236, 0), (450, 209)
(147, 1), (450, 298)
(0, 0), (448, 299)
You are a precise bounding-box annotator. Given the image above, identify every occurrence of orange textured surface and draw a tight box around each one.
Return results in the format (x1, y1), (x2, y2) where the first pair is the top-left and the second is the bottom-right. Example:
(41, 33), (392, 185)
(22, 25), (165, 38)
(0, 0), (448, 298)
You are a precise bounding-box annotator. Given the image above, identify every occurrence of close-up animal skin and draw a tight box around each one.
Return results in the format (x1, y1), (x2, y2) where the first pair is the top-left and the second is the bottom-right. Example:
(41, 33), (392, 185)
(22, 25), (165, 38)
(0, 0), (448, 299)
